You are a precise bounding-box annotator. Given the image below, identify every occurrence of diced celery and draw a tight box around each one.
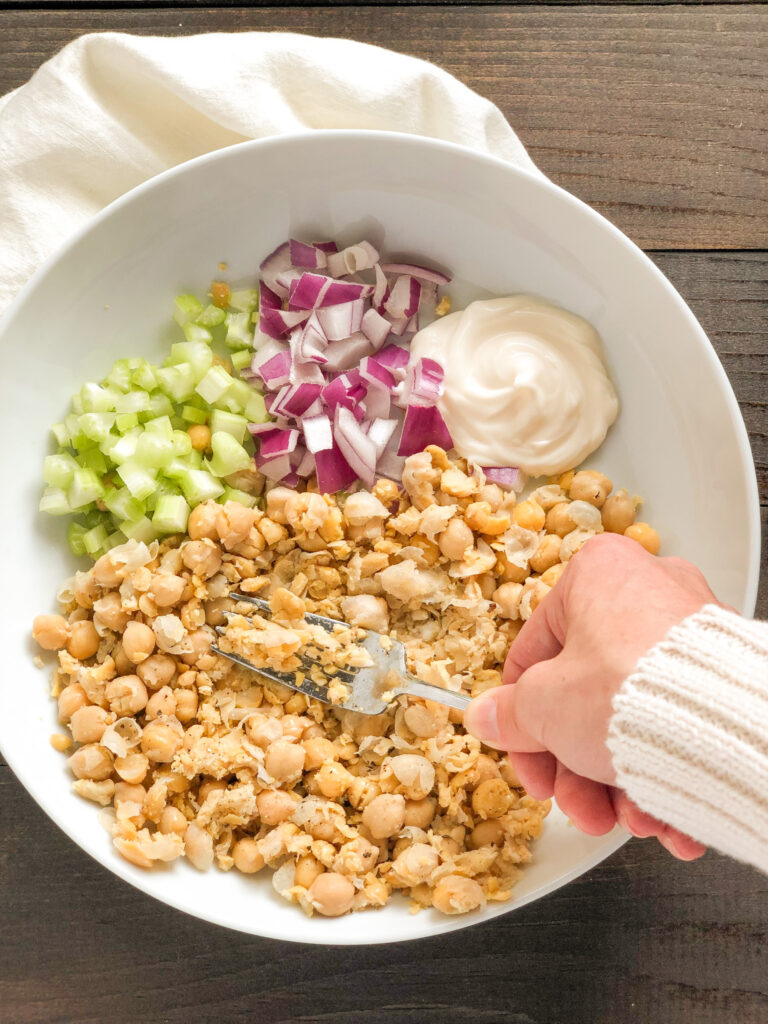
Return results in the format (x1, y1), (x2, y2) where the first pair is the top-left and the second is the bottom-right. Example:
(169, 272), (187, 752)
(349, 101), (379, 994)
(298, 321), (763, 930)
(81, 382), (115, 412)
(116, 460), (157, 501)
(229, 289), (259, 314)
(39, 486), (71, 516)
(170, 416), (186, 431)
(82, 507), (104, 529)
(83, 523), (109, 556)
(68, 468), (105, 510)
(179, 469), (225, 504)
(67, 521), (89, 557)
(195, 365), (234, 404)
(208, 432), (252, 477)
(173, 294), (204, 327)
(119, 516), (158, 544)
(224, 311), (253, 350)
(43, 452), (79, 489)
(183, 322), (213, 345)
(51, 422), (69, 446)
(244, 391), (269, 423)
(164, 451), (204, 479)
(155, 365), (197, 403)
(181, 405), (208, 425)
(103, 486), (145, 522)
(71, 393), (83, 415)
(106, 359), (134, 392)
(115, 390), (152, 415)
(135, 432), (174, 469)
(78, 448), (108, 475)
(220, 485), (258, 508)
(171, 430), (193, 457)
(219, 379), (252, 414)
(115, 412), (139, 433)
(210, 409), (248, 444)
(65, 412), (82, 440)
(78, 412), (115, 443)
(230, 349), (253, 371)
(105, 530), (126, 551)
(195, 304), (226, 328)
(144, 415), (174, 439)
(168, 340), (213, 379)
(152, 494), (190, 534)
(147, 392), (174, 419)
(131, 361), (157, 392)
(105, 430), (140, 464)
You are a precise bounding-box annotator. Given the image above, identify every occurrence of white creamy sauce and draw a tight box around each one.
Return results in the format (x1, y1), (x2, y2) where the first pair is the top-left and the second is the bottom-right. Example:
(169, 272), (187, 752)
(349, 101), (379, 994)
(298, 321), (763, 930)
(410, 295), (619, 477)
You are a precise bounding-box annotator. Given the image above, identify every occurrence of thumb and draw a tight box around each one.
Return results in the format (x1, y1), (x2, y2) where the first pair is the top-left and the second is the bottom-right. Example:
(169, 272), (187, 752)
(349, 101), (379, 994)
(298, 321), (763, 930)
(464, 661), (556, 752)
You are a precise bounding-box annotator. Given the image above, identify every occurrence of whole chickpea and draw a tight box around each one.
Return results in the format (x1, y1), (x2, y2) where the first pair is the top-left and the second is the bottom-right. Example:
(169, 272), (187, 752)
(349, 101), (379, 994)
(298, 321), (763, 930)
(182, 540), (222, 580)
(187, 424), (211, 453)
(280, 715), (308, 742)
(472, 778), (513, 819)
(216, 502), (255, 550)
(92, 552), (123, 587)
(265, 739), (306, 783)
(256, 788), (299, 826)
(122, 621), (156, 664)
(114, 781), (147, 809)
(569, 470), (612, 508)
(141, 720), (182, 763)
(529, 534), (562, 574)
(492, 582), (524, 620)
(472, 754), (502, 787)
(392, 843), (439, 886)
(302, 736), (338, 771)
(265, 486), (294, 525)
(148, 573), (186, 608)
(624, 522), (661, 555)
(106, 674), (148, 716)
(362, 793), (406, 840)
(602, 490), (639, 534)
(403, 704), (439, 739)
(540, 562), (567, 588)
(470, 818), (506, 848)
(307, 872), (355, 917)
(432, 875), (485, 915)
(403, 797), (437, 829)
(68, 743), (114, 781)
(314, 761), (354, 800)
(185, 823), (214, 871)
(179, 628), (212, 666)
(137, 654), (176, 691)
(477, 483), (505, 511)
(159, 806), (188, 837)
(114, 752), (149, 785)
(204, 596), (231, 627)
(58, 683), (88, 723)
(93, 592), (129, 633)
(174, 688), (199, 724)
(112, 642), (134, 676)
(545, 502), (575, 538)
(513, 501), (546, 532)
(69, 705), (115, 744)
(67, 619), (100, 660)
(294, 854), (324, 889)
(188, 502), (219, 541)
(438, 518), (474, 560)
(33, 614), (69, 651)
(198, 779), (227, 803)
(248, 716), (283, 749)
(232, 837), (265, 874)
(145, 686), (177, 721)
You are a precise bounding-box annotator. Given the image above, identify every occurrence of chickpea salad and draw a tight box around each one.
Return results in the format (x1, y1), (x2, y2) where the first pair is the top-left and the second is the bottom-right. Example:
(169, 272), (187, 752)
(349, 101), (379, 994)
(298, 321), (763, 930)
(33, 239), (661, 919)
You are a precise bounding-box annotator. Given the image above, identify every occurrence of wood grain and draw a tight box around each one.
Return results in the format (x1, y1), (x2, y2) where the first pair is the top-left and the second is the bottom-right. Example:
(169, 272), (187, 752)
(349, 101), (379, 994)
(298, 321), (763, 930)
(2, 7), (767, 250)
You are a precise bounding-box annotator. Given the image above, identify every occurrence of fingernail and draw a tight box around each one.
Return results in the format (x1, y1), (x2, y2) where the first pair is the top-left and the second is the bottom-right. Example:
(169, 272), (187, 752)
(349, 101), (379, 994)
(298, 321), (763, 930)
(464, 692), (501, 748)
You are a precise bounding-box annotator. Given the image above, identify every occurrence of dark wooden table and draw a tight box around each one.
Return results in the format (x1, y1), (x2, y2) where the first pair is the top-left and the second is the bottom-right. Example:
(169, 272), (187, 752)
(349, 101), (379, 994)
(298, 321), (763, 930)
(2, 4), (766, 1023)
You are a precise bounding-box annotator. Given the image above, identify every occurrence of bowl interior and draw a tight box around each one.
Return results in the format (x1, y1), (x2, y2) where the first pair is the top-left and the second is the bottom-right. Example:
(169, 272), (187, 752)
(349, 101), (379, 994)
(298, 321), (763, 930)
(0, 132), (759, 944)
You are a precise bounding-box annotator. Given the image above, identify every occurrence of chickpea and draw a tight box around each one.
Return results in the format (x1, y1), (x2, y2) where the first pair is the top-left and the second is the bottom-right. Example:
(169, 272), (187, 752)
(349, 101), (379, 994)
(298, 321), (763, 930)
(137, 654), (176, 691)
(187, 424), (211, 452)
(106, 674), (148, 716)
(545, 502), (575, 538)
(185, 823), (214, 871)
(529, 534), (562, 574)
(362, 793), (405, 840)
(602, 490), (638, 534)
(114, 781), (147, 809)
(141, 720), (182, 763)
(114, 752), (149, 785)
(470, 819), (505, 848)
(198, 779), (227, 803)
(93, 592), (129, 633)
(294, 854), (324, 889)
(58, 683), (88, 723)
(182, 540), (222, 580)
(216, 502), (255, 550)
(569, 470), (612, 508)
(265, 739), (306, 783)
(403, 704), (439, 739)
(513, 500), (546, 532)
(188, 502), (219, 541)
(302, 736), (338, 771)
(314, 761), (354, 800)
(92, 552), (123, 587)
(180, 628), (212, 666)
(477, 483), (504, 510)
(265, 486), (294, 525)
(280, 715), (308, 741)
(438, 518), (473, 560)
(492, 582), (523, 620)
(284, 693), (309, 716)
(247, 716), (283, 749)
(66, 619), (100, 660)
(473, 754), (502, 787)
(498, 760), (521, 788)
(112, 642), (134, 676)
(33, 614), (69, 651)
(69, 705), (115, 744)
(233, 837), (265, 874)
(68, 743), (114, 781)
(73, 571), (100, 609)
(432, 875), (485, 915)
(472, 778), (513, 819)
(403, 797), (437, 829)
(145, 686), (177, 721)
(204, 596), (231, 627)
(256, 788), (299, 826)
(302, 724), (325, 741)
(464, 501), (511, 536)
(122, 621), (156, 664)
(624, 522), (661, 555)
(559, 470), (575, 492)
(540, 562), (567, 588)
(307, 872), (355, 917)
(148, 573), (186, 608)
(174, 688), (199, 724)
(159, 806), (188, 837)
(392, 843), (440, 886)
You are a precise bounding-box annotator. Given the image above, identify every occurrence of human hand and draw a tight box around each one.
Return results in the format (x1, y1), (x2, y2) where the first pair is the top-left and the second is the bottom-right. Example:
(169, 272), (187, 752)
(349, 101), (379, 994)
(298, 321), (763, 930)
(465, 532), (718, 860)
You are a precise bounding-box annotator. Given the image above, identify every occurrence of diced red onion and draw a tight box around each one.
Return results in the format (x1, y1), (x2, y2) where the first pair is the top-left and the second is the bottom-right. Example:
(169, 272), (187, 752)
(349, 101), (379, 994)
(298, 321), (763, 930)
(373, 264), (390, 310)
(313, 241), (339, 254)
(274, 383), (323, 418)
(303, 414), (334, 454)
(259, 282), (282, 312)
(294, 449), (316, 478)
(326, 241), (380, 278)
(360, 307), (392, 349)
(397, 404), (452, 457)
(289, 274), (373, 311)
(334, 406), (378, 487)
(289, 239), (328, 270)
(385, 276), (421, 319)
(480, 467), (525, 491)
(315, 443), (357, 494)
(359, 356), (397, 392)
(379, 262), (451, 287)
(362, 380), (392, 420)
(260, 306), (310, 340)
(258, 428), (300, 461)
(322, 333), (375, 373)
(289, 359), (324, 386)
(374, 345), (410, 373)
(259, 241), (293, 297)
(257, 350), (292, 387)
(367, 418), (399, 456)
(406, 357), (444, 407)
(375, 449), (406, 482)
(316, 300), (365, 341)
(259, 454), (293, 482)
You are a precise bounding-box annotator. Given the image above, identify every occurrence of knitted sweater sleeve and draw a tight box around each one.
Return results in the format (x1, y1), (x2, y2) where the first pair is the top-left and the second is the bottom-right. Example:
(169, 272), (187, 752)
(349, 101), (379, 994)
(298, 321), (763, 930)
(606, 604), (768, 873)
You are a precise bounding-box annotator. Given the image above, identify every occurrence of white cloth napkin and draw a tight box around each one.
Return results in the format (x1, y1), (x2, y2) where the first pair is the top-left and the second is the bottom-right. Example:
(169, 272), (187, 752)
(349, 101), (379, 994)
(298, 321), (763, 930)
(0, 31), (539, 315)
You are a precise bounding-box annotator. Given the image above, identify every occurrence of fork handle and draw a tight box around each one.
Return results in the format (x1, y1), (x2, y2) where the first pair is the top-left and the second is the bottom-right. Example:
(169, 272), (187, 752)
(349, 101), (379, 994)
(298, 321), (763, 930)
(400, 677), (472, 712)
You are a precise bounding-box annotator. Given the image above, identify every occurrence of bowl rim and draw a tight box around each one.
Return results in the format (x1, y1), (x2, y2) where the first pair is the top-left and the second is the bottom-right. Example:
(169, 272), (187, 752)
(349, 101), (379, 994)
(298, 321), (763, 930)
(0, 129), (760, 943)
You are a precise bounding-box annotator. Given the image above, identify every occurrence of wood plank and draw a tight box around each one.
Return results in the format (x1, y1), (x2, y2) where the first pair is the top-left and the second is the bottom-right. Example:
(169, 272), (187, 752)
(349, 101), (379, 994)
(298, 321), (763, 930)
(1, 7), (766, 250)
(1, 0), (759, 6)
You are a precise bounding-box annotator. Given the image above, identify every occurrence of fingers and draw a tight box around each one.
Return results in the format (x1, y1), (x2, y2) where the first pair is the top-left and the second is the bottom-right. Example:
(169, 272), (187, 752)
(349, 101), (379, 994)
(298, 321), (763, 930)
(658, 826), (707, 861)
(465, 660), (559, 752)
(506, 751), (557, 799)
(502, 590), (565, 685)
(610, 790), (707, 860)
(554, 763), (616, 836)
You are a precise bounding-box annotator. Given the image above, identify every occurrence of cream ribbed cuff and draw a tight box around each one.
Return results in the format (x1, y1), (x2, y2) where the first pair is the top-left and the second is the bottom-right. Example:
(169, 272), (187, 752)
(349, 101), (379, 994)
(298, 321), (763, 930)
(607, 604), (768, 873)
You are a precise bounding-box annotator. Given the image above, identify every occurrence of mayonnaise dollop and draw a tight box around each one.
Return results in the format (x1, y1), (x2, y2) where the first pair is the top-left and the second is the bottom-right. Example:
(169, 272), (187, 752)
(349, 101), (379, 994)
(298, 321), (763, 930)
(409, 295), (619, 477)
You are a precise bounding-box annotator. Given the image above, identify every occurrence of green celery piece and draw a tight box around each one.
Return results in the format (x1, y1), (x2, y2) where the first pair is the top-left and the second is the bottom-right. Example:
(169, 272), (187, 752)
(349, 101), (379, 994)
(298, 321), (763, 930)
(43, 453), (78, 489)
(210, 409), (248, 444)
(195, 304), (226, 328)
(244, 391), (269, 424)
(83, 523), (109, 556)
(81, 382), (114, 412)
(71, 393), (84, 415)
(119, 516), (159, 544)
(173, 294), (204, 327)
(39, 486), (71, 516)
(230, 349), (253, 371)
(181, 405), (208, 425)
(183, 322), (213, 345)
(144, 415), (174, 439)
(208, 432), (252, 477)
(152, 494), (190, 534)
(155, 365), (197, 403)
(220, 485), (257, 508)
(105, 429), (140, 464)
(79, 412), (115, 443)
(222, 379), (254, 413)
(229, 289), (259, 313)
(195, 365), (234, 404)
(106, 359), (134, 393)
(116, 460), (157, 501)
(147, 392), (175, 419)
(103, 486), (145, 522)
(171, 430), (193, 457)
(168, 340), (213, 378)
(104, 530), (126, 552)
(115, 412), (139, 433)
(68, 468), (105, 510)
(224, 311), (253, 350)
(51, 422), (70, 446)
(78, 448), (108, 475)
(131, 361), (158, 392)
(179, 469), (225, 504)
(135, 431), (174, 469)
(115, 390), (152, 415)
(67, 521), (89, 557)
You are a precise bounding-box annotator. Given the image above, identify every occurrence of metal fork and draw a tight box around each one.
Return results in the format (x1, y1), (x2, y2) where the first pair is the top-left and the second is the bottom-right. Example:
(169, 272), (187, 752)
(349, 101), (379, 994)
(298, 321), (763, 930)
(211, 593), (471, 716)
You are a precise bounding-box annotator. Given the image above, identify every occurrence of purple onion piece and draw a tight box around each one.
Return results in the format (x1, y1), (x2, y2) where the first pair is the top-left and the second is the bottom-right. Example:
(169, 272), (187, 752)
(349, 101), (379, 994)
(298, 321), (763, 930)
(397, 404), (453, 457)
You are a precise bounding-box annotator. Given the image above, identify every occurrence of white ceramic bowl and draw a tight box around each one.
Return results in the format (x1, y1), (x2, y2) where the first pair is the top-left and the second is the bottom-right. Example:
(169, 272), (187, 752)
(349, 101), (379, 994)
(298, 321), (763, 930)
(0, 132), (760, 944)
